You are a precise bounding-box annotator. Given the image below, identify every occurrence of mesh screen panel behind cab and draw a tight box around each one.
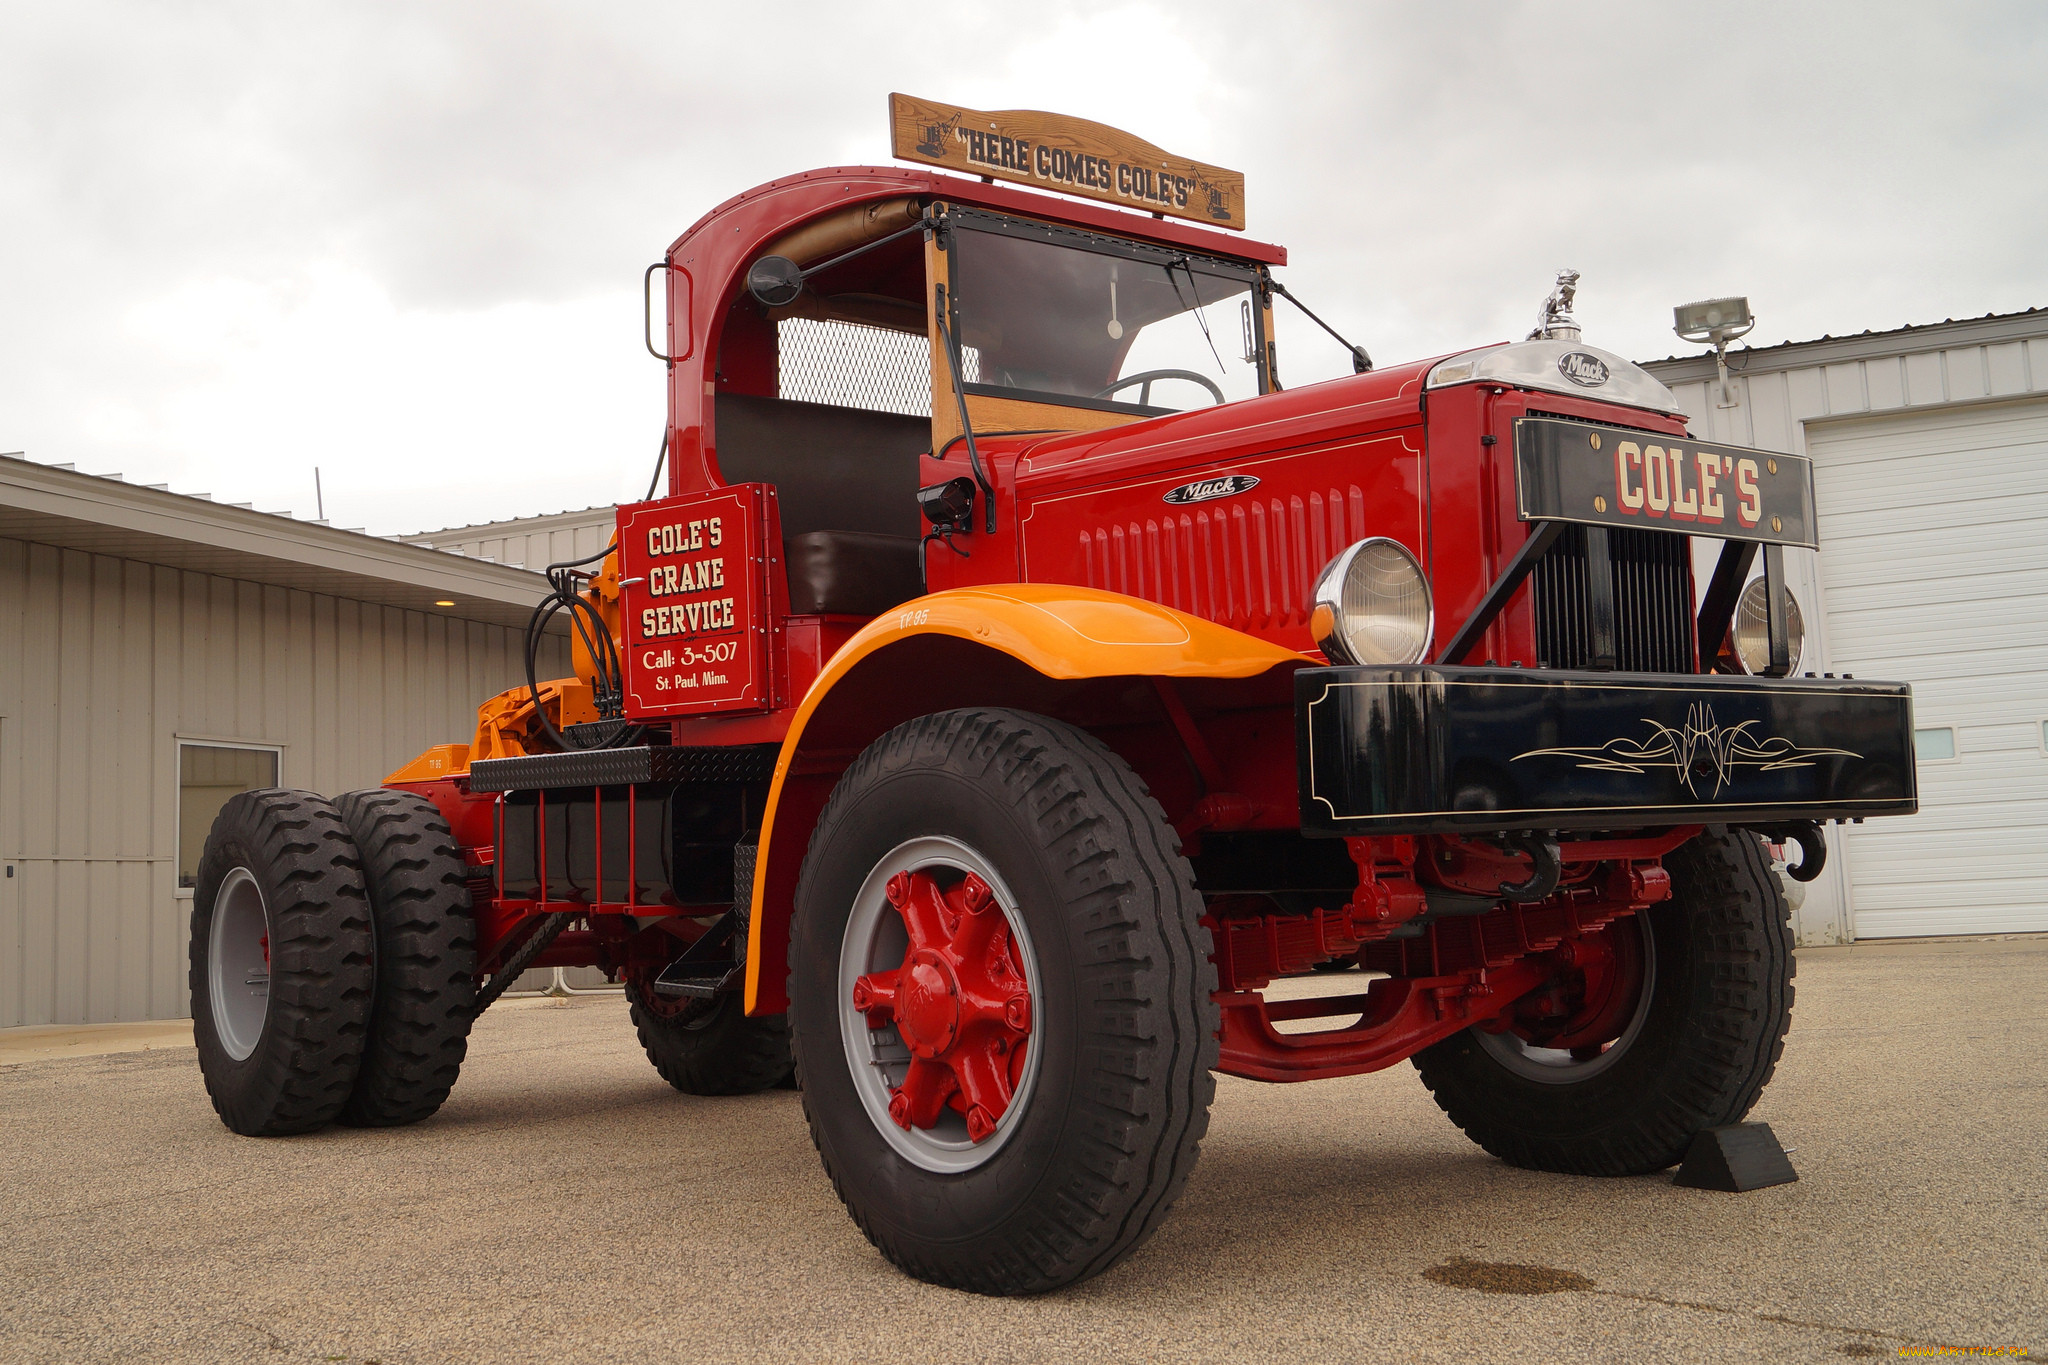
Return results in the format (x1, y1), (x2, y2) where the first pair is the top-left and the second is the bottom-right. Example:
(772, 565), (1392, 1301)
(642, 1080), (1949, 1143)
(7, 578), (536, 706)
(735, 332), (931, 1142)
(777, 318), (933, 418)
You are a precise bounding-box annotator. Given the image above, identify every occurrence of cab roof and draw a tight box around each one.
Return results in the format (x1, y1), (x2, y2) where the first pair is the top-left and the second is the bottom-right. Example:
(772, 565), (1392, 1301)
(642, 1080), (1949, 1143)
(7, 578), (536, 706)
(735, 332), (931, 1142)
(668, 165), (1287, 270)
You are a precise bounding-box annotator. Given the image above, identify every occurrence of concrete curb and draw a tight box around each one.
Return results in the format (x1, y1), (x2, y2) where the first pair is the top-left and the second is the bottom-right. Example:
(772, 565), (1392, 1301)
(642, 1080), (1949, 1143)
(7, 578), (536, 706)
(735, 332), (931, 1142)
(0, 1019), (196, 1063)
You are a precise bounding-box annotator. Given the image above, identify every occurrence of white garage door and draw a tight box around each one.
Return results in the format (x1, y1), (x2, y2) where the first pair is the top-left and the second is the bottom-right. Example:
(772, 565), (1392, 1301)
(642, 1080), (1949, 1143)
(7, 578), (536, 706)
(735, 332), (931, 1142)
(1807, 397), (2048, 937)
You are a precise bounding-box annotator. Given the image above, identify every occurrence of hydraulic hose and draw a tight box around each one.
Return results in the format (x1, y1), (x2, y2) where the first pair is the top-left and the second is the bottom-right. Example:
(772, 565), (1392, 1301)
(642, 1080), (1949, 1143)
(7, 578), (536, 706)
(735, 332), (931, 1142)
(523, 539), (637, 752)
(934, 284), (996, 532)
(518, 427), (669, 753)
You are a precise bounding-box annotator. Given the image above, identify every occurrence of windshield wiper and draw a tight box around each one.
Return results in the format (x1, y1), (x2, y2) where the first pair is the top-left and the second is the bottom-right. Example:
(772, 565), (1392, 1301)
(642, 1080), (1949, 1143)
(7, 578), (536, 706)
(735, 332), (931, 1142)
(1268, 277), (1373, 374)
(1165, 257), (1229, 378)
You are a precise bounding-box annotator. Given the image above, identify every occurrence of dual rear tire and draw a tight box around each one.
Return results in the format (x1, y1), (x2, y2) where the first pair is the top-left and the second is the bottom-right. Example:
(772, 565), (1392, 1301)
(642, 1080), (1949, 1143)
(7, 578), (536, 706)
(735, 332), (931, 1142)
(192, 788), (474, 1136)
(191, 791), (374, 1136)
(331, 789), (477, 1126)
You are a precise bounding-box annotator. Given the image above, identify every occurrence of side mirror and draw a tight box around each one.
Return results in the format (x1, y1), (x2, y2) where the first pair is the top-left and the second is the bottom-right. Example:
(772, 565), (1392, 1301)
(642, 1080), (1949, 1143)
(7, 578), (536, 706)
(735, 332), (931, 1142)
(747, 256), (804, 308)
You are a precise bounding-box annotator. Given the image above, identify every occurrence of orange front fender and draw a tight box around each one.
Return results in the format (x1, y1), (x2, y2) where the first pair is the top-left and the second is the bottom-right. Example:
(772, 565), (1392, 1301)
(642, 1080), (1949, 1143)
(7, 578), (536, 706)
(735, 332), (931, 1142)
(743, 584), (1306, 1013)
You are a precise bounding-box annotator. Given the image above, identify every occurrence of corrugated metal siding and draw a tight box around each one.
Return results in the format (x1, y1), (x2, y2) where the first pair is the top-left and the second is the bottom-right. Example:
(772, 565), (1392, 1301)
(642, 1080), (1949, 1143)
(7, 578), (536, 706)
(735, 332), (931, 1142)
(0, 536), (567, 1027)
(1652, 334), (2048, 451)
(408, 510), (617, 574)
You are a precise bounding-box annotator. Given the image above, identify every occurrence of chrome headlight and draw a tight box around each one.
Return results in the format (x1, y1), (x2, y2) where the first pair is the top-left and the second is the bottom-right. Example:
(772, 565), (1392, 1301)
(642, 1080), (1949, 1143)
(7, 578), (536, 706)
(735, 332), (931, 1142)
(1732, 576), (1805, 675)
(1310, 538), (1434, 665)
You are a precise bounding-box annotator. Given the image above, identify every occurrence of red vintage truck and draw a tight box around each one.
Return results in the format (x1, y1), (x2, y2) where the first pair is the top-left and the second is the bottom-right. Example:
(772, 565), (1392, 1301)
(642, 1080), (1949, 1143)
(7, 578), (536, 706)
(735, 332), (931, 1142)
(191, 99), (1916, 1295)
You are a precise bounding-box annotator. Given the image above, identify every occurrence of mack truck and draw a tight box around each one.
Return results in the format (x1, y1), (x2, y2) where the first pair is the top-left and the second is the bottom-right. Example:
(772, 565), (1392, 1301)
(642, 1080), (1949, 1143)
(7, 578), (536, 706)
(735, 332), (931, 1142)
(190, 104), (1918, 1296)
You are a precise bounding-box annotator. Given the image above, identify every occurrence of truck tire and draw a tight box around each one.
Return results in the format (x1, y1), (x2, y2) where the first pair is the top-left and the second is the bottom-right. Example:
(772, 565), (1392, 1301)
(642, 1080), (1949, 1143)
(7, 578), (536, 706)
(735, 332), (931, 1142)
(1413, 827), (1794, 1176)
(332, 788), (477, 1126)
(623, 980), (794, 1095)
(190, 789), (374, 1137)
(789, 708), (1218, 1296)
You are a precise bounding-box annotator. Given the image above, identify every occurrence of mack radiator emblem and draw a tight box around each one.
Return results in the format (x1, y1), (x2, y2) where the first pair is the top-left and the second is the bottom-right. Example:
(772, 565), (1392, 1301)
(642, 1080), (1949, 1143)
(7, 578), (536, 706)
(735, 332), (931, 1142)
(1163, 474), (1259, 504)
(1557, 351), (1611, 386)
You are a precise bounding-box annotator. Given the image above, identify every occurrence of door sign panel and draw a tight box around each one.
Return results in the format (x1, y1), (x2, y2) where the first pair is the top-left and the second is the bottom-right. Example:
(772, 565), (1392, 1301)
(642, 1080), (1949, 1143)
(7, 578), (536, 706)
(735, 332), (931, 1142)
(618, 485), (772, 716)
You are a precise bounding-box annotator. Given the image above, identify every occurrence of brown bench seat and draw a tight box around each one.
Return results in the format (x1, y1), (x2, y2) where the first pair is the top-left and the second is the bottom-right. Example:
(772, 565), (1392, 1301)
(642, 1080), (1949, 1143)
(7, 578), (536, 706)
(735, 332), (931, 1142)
(783, 530), (924, 617)
(715, 393), (929, 618)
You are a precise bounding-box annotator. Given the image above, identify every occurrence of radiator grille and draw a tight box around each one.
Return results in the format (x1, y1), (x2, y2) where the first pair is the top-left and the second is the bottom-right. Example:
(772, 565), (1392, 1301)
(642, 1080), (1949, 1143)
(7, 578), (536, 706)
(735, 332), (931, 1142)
(1532, 526), (1695, 673)
(1074, 486), (1367, 637)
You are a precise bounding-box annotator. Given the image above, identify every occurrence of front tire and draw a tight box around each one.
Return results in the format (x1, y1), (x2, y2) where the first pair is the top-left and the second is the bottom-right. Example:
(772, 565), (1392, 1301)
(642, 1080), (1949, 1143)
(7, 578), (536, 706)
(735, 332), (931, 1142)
(1414, 828), (1794, 1175)
(789, 709), (1218, 1296)
(191, 790), (374, 1137)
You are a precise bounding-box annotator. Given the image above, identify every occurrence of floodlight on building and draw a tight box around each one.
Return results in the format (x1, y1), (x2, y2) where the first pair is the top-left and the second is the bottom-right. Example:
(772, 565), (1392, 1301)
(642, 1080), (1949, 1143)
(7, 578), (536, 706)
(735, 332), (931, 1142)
(1674, 296), (1755, 409)
(435, 599), (456, 607)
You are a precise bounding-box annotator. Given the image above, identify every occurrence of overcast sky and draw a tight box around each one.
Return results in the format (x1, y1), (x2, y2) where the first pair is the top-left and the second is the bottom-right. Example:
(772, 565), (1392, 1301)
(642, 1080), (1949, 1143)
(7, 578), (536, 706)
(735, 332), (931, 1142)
(3, 1), (2043, 537)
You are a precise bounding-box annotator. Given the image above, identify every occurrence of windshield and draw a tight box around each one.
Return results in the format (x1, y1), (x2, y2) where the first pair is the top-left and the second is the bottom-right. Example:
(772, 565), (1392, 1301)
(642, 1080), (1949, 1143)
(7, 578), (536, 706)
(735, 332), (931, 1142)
(947, 213), (1262, 415)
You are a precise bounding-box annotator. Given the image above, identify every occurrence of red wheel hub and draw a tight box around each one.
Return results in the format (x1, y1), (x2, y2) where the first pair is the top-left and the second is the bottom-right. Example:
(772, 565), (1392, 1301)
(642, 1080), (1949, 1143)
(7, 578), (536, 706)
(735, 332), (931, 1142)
(1497, 915), (1649, 1054)
(851, 869), (1032, 1143)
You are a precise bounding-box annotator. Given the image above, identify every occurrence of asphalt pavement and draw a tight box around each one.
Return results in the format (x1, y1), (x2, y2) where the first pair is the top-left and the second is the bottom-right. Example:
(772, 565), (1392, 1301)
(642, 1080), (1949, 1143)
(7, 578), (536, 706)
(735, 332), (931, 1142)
(3, 935), (2043, 1364)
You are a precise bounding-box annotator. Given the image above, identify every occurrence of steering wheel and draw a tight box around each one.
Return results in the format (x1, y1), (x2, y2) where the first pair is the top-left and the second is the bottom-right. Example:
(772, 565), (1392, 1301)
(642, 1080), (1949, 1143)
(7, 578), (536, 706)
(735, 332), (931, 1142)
(1092, 369), (1226, 408)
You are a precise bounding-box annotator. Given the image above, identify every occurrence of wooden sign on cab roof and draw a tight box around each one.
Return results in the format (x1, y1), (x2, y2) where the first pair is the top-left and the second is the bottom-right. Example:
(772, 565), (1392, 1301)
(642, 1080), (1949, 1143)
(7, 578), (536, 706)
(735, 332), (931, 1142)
(888, 92), (1247, 232)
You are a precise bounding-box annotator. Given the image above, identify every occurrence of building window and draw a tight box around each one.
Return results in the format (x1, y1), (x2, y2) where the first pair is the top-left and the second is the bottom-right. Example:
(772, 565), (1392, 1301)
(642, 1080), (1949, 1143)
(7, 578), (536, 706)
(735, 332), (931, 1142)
(1912, 727), (1956, 762)
(177, 742), (281, 891)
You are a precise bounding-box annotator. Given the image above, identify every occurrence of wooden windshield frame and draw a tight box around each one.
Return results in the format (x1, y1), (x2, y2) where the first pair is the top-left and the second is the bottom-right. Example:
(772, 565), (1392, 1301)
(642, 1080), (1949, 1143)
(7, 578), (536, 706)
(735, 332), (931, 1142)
(925, 203), (1277, 450)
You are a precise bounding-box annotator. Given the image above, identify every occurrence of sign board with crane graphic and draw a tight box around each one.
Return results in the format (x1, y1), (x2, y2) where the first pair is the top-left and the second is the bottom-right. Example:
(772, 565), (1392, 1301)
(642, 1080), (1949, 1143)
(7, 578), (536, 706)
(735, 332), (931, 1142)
(888, 92), (1247, 230)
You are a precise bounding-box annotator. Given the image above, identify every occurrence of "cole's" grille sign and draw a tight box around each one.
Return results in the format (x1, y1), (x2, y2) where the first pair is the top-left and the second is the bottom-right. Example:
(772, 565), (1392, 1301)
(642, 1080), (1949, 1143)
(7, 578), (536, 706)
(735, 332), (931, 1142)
(1512, 416), (1817, 548)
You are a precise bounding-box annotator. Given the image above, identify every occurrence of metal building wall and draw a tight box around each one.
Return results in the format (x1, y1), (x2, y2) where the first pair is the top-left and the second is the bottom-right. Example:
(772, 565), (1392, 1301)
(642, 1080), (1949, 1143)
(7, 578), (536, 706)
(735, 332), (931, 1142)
(406, 508), (617, 573)
(1645, 323), (2048, 451)
(0, 536), (568, 1028)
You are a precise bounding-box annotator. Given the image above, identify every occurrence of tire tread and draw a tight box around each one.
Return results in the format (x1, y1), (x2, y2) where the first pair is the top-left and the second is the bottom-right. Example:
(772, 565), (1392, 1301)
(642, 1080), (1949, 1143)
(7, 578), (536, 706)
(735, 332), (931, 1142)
(791, 708), (1217, 1295)
(190, 790), (374, 1136)
(333, 789), (477, 1127)
(625, 983), (793, 1095)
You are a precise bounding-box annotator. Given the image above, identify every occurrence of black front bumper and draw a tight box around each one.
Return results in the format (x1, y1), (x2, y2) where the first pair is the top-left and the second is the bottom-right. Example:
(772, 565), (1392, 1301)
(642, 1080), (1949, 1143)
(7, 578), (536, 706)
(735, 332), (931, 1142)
(1296, 666), (1917, 836)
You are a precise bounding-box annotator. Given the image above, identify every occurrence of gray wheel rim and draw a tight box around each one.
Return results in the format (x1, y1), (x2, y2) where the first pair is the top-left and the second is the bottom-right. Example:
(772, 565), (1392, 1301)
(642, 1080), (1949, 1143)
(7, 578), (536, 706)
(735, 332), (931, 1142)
(208, 866), (271, 1062)
(837, 835), (1044, 1174)
(1475, 916), (1657, 1084)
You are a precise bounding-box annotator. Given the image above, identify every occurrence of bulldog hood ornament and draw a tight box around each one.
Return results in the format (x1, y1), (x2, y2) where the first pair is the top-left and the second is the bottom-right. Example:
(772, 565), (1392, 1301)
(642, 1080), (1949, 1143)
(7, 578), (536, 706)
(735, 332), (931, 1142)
(1529, 268), (1583, 342)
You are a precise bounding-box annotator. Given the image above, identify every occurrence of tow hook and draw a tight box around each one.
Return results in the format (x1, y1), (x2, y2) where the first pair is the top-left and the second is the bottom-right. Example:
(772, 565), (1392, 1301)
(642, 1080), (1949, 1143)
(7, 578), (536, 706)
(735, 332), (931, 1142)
(1500, 835), (1562, 903)
(1756, 821), (1828, 883)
